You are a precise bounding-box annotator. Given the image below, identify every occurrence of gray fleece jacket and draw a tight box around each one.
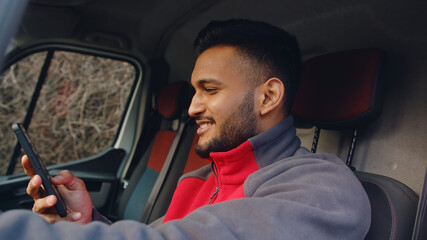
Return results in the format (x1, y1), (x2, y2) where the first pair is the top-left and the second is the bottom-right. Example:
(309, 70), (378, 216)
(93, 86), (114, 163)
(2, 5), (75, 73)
(0, 117), (371, 239)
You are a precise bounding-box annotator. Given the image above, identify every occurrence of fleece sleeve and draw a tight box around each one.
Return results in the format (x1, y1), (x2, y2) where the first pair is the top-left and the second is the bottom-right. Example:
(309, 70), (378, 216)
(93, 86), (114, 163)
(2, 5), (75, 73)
(0, 153), (370, 240)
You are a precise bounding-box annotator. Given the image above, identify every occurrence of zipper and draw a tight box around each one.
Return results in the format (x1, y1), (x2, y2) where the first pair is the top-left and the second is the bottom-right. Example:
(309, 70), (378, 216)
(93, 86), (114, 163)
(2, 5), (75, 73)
(208, 160), (220, 204)
(208, 186), (219, 204)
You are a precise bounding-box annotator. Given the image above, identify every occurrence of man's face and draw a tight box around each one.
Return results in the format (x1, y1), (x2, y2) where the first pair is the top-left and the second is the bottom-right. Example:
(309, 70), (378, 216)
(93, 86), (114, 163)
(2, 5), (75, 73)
(189, 45), (258, 158)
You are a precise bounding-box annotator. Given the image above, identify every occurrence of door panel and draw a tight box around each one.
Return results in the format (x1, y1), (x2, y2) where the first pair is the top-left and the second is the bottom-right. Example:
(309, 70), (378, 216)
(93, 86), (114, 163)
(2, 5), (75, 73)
(0, 148), (125, 215)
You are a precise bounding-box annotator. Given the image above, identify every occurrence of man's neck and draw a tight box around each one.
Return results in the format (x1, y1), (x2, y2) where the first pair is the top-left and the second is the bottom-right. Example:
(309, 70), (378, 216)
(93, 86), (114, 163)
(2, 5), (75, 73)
(257, 113), (287, 134)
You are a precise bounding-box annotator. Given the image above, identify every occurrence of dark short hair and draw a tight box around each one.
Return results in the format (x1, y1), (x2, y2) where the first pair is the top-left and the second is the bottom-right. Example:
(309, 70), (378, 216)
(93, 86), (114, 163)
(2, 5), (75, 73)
(194, 19), (302, 114)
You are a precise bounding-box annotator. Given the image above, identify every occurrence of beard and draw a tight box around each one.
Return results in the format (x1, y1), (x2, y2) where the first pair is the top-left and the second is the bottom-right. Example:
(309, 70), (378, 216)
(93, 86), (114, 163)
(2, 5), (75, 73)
(195, 90), (258, 158)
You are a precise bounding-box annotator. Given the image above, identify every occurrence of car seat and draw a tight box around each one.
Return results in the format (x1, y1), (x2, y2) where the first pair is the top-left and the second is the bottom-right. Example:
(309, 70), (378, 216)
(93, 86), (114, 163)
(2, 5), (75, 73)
(116, 81), (189, 221)
(116, 81), (207, 223)
(413, 167), (427, 240)
(292, 49), (419, 240)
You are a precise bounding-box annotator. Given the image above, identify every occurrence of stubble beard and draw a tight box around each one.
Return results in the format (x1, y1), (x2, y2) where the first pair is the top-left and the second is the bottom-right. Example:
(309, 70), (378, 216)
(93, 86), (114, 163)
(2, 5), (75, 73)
(195, 91), (257, 158)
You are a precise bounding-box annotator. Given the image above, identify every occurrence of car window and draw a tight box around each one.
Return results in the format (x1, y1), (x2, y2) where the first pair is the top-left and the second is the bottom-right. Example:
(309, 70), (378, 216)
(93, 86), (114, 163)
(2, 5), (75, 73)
(0, 49), (136, 175)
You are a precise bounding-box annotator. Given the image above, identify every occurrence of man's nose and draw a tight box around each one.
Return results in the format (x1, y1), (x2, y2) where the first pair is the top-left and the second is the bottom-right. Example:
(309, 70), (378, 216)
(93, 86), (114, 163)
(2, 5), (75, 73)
(188, 93), (205, 117)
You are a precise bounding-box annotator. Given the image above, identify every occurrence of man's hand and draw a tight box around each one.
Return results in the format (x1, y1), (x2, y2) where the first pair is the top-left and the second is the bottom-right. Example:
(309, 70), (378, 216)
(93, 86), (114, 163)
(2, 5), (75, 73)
(22, 155), (93, 225)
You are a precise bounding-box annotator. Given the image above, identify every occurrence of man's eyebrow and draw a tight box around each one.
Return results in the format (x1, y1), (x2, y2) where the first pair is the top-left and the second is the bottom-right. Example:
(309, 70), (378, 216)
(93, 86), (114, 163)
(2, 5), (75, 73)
(194, 79), (224, 86)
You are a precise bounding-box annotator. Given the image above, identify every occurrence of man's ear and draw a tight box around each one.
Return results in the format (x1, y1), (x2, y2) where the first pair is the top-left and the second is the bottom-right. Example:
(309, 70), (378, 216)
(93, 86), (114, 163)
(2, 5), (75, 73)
(259, 78), (285, 116)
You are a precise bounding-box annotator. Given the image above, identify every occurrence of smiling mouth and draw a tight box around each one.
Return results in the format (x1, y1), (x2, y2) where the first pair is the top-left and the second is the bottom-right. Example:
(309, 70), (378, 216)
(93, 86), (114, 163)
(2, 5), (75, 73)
(199, 122), (213, 129)
(195, 117), (215, 135)
(196, 122), (214, 136)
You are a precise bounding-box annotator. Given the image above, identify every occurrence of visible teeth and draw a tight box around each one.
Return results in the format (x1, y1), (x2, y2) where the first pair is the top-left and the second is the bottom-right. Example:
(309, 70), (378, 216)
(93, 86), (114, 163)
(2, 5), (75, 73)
(200, 123), (211, 129)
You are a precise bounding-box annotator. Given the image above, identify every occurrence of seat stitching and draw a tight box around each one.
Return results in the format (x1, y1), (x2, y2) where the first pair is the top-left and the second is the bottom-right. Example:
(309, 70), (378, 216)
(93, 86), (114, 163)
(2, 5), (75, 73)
(359, 178), (396, 240)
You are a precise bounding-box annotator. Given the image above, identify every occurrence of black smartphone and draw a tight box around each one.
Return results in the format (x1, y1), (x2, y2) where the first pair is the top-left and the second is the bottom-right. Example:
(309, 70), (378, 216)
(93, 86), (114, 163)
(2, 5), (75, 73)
(12, 123), (67, 217)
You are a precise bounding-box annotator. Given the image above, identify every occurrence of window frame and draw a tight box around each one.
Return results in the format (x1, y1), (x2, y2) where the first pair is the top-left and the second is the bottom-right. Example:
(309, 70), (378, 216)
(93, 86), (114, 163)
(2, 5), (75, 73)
(1, 43), (145, 176)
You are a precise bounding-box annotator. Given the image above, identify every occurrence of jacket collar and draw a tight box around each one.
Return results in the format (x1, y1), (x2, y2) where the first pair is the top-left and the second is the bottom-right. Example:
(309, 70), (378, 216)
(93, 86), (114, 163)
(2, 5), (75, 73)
(249, 115), (302, 168)
(208, 116), (302, 185)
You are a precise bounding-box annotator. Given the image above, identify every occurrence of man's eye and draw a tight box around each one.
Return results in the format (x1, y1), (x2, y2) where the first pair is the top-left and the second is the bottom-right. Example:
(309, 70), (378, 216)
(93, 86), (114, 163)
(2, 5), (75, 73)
(204, 88), (218, 94)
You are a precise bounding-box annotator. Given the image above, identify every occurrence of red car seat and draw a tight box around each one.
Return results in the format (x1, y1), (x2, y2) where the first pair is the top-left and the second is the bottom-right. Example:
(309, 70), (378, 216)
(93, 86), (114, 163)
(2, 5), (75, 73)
(292, 49), (418, 240)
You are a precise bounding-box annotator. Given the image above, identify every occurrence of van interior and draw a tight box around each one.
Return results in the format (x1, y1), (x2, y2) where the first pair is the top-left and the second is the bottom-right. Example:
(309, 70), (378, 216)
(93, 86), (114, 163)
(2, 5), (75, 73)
(0, 0), (426, 239)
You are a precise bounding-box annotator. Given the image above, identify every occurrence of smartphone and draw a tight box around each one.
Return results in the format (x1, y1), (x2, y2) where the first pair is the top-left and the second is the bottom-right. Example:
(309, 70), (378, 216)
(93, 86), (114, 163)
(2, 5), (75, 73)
(12, 123), (67, 217)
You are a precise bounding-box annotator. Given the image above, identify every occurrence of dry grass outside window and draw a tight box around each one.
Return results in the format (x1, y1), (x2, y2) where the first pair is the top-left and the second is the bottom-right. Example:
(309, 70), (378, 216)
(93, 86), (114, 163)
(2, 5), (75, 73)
(0, 51), (136, 174)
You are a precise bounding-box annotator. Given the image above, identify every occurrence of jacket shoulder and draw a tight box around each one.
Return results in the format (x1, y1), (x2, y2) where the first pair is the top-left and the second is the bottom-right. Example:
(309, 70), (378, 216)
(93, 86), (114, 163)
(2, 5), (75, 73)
(179, 164), (212, 182)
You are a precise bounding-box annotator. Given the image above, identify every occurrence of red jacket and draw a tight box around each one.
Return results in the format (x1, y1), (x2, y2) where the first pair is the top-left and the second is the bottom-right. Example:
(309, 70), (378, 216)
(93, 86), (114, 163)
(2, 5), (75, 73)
(164, 140), (259, 222)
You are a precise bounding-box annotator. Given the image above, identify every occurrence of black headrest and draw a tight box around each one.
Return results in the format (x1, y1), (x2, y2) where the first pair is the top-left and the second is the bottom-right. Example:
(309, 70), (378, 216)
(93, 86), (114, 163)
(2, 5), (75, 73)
(292, 48), (384, 130)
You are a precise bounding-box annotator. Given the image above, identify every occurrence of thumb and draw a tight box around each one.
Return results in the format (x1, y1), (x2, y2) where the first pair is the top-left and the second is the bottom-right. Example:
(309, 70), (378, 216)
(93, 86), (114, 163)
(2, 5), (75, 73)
(40, 213), (66, 224)
(51, 170), (86, 191)
(66, 212), (82, 222)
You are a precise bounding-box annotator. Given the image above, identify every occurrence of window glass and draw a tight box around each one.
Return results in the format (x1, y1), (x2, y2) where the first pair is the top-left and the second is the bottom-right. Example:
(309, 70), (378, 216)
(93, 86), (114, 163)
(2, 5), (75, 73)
(0, 50), (136, 175)
(0, 52), (47, 174)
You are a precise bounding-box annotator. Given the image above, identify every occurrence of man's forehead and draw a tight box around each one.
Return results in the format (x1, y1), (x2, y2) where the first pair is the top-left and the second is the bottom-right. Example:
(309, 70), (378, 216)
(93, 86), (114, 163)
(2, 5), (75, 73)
(191, 46), (247, 87)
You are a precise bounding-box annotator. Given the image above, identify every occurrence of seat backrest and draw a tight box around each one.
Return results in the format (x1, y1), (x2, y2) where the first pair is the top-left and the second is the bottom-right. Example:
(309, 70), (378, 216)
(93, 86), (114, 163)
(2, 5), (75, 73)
(413, 167), (427, 240)
(117, 81), (190, 221)
(116, 81), (208, 223)
(292, 49), (419, 240)
(356, 171), (418, 240)
(144, 129), (207, 223)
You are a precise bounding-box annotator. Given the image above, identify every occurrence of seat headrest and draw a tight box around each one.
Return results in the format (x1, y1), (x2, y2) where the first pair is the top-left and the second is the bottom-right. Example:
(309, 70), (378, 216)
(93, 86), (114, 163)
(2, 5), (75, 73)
(157, 81), (189, 119)
(292, 48), (384, 130)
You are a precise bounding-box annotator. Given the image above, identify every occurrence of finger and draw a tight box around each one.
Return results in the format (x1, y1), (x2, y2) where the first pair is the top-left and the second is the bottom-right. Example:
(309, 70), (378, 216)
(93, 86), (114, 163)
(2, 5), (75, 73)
(66, 212), (82, 222)
(38, 208), (82, 224)
(39, 213), (66, 224)
(51, 170), (86, 191)
(21, 155), (37, 177)
(32, 195), (57, 214)
(26, 175), (45, 199)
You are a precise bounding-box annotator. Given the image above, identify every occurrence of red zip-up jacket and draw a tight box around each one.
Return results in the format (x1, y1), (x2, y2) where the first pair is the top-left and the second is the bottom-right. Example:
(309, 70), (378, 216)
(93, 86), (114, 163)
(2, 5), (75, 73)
(158, 116), (371, 239)
(163, 138), (266, 222)
(0, 117), (371, 240)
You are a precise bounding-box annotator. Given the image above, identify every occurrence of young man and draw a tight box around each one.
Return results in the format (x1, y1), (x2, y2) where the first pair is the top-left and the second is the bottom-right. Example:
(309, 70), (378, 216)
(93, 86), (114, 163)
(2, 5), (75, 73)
(0, 19), (370, 239)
